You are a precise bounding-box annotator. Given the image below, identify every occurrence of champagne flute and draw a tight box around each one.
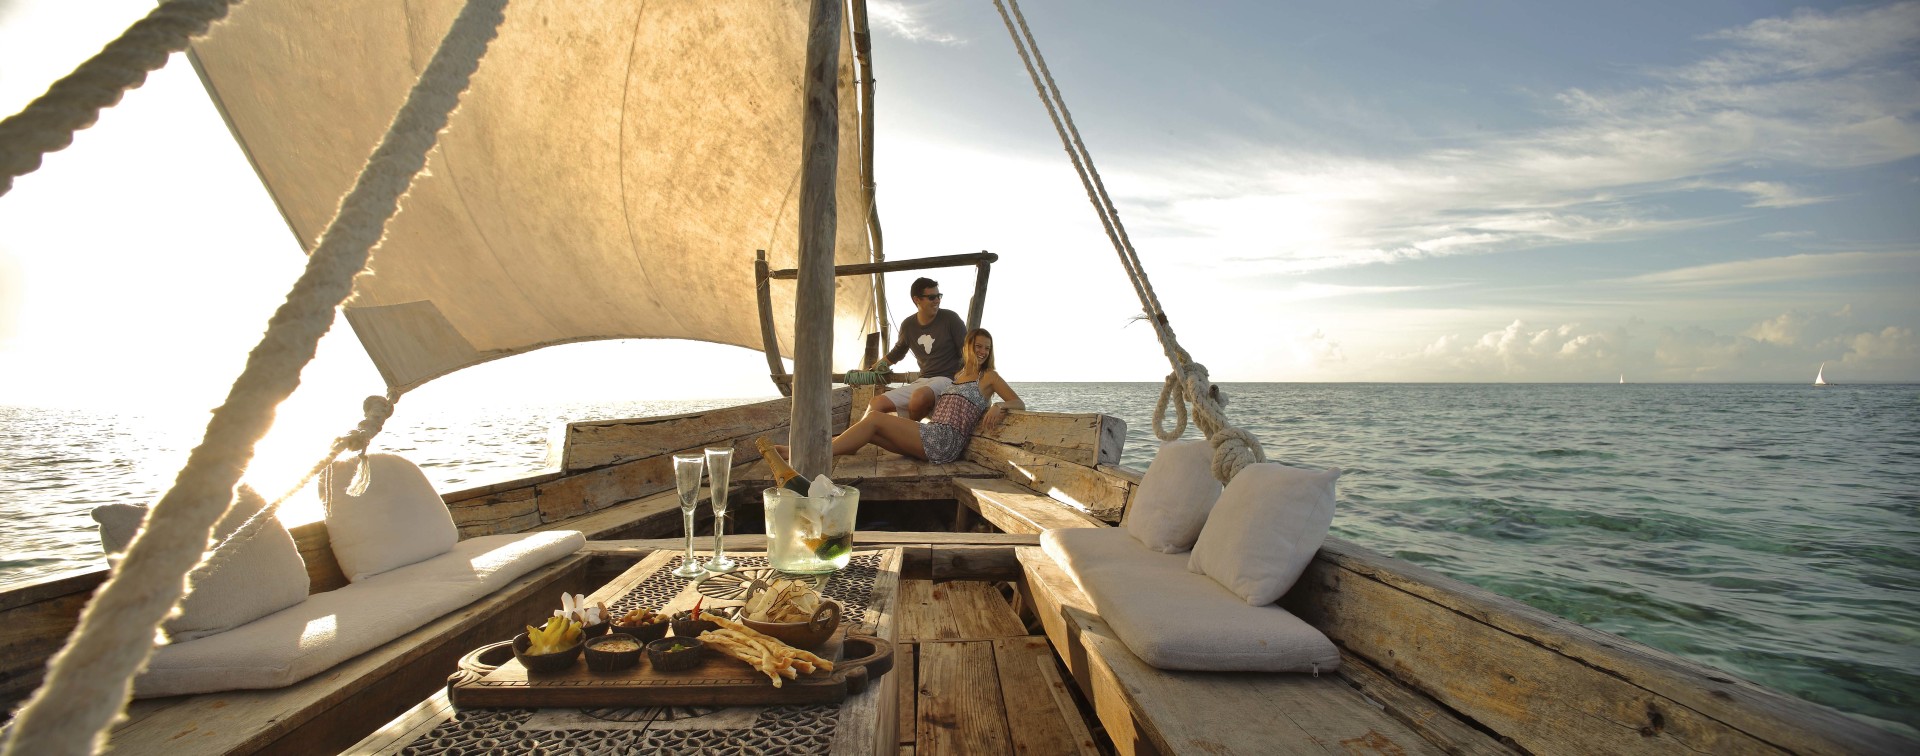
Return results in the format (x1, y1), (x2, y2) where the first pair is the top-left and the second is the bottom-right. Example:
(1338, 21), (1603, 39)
(705, 446), (737, 573)
(671, 453), (707, 579)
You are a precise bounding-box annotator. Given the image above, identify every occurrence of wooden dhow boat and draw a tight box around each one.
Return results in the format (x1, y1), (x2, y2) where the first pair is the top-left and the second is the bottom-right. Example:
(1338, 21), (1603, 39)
(0, 1), (1909, 754)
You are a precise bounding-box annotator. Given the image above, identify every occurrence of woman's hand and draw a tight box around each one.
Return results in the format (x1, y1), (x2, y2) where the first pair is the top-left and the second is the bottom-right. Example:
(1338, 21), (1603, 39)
(981, 404), (1011, 430)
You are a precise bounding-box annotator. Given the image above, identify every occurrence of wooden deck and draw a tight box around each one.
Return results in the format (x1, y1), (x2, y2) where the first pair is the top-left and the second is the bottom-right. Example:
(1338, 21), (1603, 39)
(893, 579), (1100, 756)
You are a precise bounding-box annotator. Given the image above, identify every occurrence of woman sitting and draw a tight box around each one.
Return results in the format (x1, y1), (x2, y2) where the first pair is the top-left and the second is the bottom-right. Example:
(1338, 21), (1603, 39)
(797, 328), (1022, 464)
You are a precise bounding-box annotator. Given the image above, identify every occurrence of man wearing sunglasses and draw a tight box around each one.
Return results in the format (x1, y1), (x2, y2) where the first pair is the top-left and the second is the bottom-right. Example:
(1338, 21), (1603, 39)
(870, 277), (969, 420)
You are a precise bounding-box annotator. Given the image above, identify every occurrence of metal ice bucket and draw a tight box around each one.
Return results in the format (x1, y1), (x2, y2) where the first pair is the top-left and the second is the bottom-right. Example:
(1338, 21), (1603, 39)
(762, 486), (860, 573)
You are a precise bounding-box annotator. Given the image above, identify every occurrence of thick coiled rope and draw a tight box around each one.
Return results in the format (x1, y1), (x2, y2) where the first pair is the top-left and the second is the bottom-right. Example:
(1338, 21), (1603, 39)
(0, 0), (241, 198)
(0, 0), (509, 752)
(991, 0), (1264, 482)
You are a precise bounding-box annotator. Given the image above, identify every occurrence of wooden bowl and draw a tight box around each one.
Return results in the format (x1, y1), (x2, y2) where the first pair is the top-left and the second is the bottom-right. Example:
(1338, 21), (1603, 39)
(740, 600), (841, 651)
(647, 637), (706, 672)
(512, 632), (582, 674)
(584, 633), (644, 673)
(581, 620), (610, 638)
(610, 617), (669, 642)
(670, 607), (734, 638)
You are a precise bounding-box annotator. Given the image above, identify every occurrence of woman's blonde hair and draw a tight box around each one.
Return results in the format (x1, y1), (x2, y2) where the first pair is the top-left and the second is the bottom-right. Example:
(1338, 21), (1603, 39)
(962, 328), (995, 372)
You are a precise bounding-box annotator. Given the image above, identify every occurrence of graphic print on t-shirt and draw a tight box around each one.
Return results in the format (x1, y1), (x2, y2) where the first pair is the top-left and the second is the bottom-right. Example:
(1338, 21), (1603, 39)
(917, 333), (935, 355)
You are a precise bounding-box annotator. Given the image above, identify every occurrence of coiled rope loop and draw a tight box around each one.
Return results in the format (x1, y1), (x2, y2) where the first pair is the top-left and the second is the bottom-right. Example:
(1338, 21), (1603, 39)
(0, 1), (509, 753)
(0, 0), (242, 198)
(992, 0), (1264, 483)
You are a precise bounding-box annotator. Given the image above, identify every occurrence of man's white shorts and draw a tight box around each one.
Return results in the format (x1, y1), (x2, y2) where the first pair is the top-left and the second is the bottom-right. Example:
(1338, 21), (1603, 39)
(881, 376), (954, 416)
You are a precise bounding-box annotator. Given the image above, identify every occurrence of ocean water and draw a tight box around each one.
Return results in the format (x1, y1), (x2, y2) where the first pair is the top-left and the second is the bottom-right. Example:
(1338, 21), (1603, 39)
(2, 383), (1915, 737)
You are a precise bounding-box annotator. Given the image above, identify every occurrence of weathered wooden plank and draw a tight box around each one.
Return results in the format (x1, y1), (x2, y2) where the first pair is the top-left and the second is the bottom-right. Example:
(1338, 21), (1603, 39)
(1288, 539), (1909, 755)
(928, 545), (1023, 582)
(108, 555), (590, 756)
(933, 582), (1026, 640)
(1334, 649), (1516, 756)
(977, 410), (1127, 467)
(965, 438), (1132, 520)
(528, 488), (684, 541)
(901, 544), (935, 581)
(898, 641), (919, 748)
(342, 690), (455, 755)
(448, 487), (541, 538)
(917, 640), (1013, 755)
(994, 636), (1101, 756)
(0, 581), (94, 713)
(289, 520), (348, 594)
(954, 477), (1106, 535)
(438, 471), (564, 505)
(561, 391), (849, 471)
(898, 579), (946, 643)
(834, 547), (903, 756)
(1017, 547), (1446, 756)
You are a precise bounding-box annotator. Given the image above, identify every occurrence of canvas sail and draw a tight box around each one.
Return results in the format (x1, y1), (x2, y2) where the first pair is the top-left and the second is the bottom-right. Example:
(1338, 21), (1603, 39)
(189, 0), (878, 393)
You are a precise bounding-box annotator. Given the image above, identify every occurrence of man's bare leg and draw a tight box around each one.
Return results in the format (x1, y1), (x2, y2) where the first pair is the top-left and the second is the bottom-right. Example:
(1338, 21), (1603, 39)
(906, 386), (937, 421)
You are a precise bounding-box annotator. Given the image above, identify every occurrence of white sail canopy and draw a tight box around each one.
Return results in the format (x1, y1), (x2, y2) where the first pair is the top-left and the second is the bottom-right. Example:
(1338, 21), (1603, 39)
(190, 0), (877, 392)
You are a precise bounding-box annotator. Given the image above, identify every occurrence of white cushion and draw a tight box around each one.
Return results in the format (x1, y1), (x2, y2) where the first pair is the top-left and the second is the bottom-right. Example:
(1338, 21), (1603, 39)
(1122, 439), (1223, 553)
(323, 454), (459, 582)
(91, 503), (148, 558)
(135, 530), (585, 698)
(1043, 527), (1338, 672)
(92, 488), (311, 642)
(1187, 463), (1340, 606)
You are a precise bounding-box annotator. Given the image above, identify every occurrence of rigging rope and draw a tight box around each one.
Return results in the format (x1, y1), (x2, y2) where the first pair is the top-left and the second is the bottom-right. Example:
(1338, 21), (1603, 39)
(989, 0), (1265, 483)
(0, 0), (242, 198)
(0, 0), (510, 752)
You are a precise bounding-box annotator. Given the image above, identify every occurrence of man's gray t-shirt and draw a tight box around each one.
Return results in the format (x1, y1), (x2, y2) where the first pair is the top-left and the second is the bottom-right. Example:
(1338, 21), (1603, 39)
(885, 309), (968, 379)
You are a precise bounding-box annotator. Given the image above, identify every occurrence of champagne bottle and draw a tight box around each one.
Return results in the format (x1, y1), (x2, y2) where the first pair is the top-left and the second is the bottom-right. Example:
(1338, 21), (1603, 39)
(755, 437), (813, 494)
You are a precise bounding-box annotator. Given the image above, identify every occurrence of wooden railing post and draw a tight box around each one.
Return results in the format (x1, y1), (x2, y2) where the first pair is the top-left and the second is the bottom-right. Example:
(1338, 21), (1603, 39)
(967, 253), (991, 332)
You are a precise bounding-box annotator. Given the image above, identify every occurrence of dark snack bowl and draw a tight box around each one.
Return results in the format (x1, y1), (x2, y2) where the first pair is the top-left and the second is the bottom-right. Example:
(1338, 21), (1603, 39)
(670, 607), (733, 638)
(647, 637), (706, 672)
(581, 620), (611, 638)
(611, 618), (669, 642)
(584, 633), (644, 674)
(741, 600), (841, 651)
(512, 632), (583, 674)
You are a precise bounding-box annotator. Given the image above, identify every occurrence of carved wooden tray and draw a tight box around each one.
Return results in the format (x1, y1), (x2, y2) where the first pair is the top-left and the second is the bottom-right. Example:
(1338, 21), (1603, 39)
(447, 634), (894, 709)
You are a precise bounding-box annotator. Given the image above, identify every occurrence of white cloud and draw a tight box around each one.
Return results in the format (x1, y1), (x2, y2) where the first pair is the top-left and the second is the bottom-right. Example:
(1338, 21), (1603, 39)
(1389, 306), (1920, 382)
(1617, 251), (1920, 290)
(1105, 3), (1920, 274)
(867, 0), (964, 46)
(1758, 230), (1815, 242)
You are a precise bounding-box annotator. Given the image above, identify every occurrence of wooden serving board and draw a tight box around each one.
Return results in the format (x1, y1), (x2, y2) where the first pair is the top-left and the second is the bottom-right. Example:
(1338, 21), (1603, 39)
(449, 634), (894, 709)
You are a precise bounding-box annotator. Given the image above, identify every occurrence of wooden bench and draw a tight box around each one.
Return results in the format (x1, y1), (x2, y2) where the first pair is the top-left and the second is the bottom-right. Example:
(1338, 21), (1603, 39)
(953, 477), (1106, 535)
(101, 553), (591, 756)
(1017, 546), (1486, 756)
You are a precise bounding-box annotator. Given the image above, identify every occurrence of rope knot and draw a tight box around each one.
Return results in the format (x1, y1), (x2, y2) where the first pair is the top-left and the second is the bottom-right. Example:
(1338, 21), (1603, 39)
(342, 395), (394, 452)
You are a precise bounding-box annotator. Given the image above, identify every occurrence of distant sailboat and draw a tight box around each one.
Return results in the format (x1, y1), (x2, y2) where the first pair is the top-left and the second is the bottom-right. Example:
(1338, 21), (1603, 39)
(1814, 363), (1829, 386)
(1618, 374), (1626, 384)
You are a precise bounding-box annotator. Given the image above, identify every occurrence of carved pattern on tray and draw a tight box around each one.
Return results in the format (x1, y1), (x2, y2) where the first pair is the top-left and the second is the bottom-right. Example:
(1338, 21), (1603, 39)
(607, 552), (881, 622)
(399, 704), (841, 755)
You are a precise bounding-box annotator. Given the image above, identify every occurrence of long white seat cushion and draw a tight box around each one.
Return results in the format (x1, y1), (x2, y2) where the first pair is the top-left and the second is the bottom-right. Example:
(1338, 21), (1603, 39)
(134, 530), (585, 698)
(1042, 527), (1339, 673)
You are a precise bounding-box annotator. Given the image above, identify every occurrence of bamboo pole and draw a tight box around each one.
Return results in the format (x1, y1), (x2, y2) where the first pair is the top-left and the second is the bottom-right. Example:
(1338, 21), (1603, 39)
(753, 250), (791, 397)
(790, 0), (844, 479)
(849, 0), (889, 349)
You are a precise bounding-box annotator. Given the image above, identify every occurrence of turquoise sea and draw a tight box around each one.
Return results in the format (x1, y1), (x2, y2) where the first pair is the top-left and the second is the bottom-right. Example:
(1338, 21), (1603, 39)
(2, 382), (1915, 737)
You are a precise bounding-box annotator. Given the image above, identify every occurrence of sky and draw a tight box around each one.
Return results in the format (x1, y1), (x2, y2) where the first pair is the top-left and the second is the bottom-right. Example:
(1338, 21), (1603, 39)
(0, 0), (1916, 432)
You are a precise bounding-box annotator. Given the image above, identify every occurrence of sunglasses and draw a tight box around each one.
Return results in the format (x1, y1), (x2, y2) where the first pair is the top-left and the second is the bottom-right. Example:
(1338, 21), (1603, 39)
(919, 293), (943, 301)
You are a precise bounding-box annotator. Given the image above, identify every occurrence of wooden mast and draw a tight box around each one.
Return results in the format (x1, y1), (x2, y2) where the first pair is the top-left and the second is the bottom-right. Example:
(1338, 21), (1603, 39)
(790, 0), (844, 479)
